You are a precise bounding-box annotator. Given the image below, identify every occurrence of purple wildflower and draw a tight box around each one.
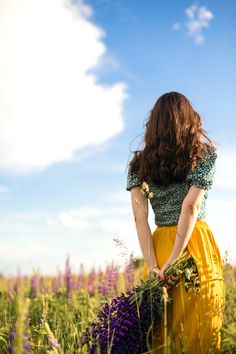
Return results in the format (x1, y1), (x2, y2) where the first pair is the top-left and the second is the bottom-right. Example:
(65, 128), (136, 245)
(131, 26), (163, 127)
(97, 279), (107, 297)
(96, 268), (107, 296)
(65, 255), (73, 301)
(29, 274), (37, 298)
(39, 275), (46, 294)
(87, 266), (97, 296)
(7, 277), (15, 300)
(8, 305), (31, 354)
(124, 261), (135, 292)
(79, 253), (200, 354)
(49, 338), (61, 350)
(78, 263), (85, 291)
(105, 264), (119, 297)
(52, 277), (59, 296)
(80, 288), (162, 354)
(8, 329), (17, 353)
(87, 279), (95, 296)
(16, 267), (22, 293)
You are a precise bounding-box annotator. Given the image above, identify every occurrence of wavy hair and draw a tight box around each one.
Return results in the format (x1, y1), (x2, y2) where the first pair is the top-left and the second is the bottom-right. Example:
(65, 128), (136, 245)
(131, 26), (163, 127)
(127, 91), (217, 187)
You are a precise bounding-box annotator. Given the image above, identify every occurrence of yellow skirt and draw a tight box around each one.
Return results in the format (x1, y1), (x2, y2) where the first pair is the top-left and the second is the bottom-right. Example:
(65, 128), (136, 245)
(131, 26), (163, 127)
(140, 219), (225, 354)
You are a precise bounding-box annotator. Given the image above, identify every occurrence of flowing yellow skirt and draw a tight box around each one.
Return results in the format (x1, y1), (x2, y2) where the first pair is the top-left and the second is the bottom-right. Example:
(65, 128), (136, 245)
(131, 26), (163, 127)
(140, 219), (225, 354)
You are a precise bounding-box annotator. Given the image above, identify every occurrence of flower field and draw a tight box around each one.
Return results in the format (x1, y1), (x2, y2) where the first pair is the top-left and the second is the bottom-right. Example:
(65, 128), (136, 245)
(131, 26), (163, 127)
(0, 254), (235, 353)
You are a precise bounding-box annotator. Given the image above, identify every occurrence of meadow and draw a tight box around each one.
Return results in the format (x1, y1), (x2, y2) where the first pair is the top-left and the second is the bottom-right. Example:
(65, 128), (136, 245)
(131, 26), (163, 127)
(0, 253), (235, 354)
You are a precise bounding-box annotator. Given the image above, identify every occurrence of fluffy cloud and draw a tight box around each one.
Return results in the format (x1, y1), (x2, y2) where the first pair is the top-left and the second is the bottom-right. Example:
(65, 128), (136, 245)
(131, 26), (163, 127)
(0, 203), (145, 275)
(1, 179), (236, 276)
(0, 0), (128, 176)
(173, 3), (214, 44)
(214, 145), (236, 189)
(0, 185), (10, 200)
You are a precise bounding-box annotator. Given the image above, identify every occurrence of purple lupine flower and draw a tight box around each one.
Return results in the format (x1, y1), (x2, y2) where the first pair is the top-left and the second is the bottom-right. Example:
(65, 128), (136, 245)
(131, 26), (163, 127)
(23, 334), (31, 353)
(16, 267), (22, 293)
(9, 327), (31, 353)
(49, 338), (61, 350)
(89, 267), (96, 281)
(124, 261), (135, 292)
(29, 274), (37, 298)
(113, 266), (120, 296)
(87, 267), (97, 296)
(58, 271), (64, 288)
(97, 279), (107, 297)
(80, 288), (162, 354)
(78, 263), (85, 291)
(64, 255), (73, 301)
(23, 320), (31, 353)
(52, 277), (59, 296)
(97, 268), (108, 296)
(9, 304), (31, 354)
(87, 279), (95, 296)
(105, 265), (118, 297)
(7, 277), (15, 300)
(8, 329), (17, 353)
(39, 275), (46, 294)
(79, 252), (200, 354)
(52, 271), (63, 296)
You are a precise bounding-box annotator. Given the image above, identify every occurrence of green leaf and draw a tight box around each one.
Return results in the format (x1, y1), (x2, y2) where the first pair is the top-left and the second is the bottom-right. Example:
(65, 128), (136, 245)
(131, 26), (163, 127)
(184, 268), (191, 280)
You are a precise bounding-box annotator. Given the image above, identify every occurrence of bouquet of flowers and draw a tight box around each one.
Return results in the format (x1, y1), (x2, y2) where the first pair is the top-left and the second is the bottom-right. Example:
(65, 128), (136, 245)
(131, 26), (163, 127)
(79, 250), (200, 354)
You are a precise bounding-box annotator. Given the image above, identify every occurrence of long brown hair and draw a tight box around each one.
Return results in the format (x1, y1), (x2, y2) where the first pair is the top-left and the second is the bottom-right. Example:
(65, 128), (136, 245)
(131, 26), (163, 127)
(127, 91), (217, 187)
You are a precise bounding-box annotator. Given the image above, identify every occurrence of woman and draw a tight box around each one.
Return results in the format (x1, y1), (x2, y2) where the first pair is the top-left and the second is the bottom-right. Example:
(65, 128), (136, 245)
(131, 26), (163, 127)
(126, 91), (225, 353)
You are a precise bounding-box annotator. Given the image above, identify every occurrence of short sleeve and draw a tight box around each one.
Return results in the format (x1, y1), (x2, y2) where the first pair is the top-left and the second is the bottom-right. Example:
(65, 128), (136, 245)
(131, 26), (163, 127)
(186, 147), (218, 191)
(126, 165), (141, 191)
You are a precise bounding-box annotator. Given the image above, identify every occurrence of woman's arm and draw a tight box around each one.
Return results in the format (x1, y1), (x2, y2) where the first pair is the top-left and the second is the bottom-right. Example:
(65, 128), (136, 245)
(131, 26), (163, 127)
(162, 185), (205, 269)
(130, 186), (160, 272)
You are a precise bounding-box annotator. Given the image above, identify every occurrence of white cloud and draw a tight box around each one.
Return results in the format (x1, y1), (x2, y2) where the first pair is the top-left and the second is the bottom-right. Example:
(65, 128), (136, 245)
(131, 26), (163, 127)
(0, 185), (9, 194)
(172, 22), (181, 31)
(50, 205), (137, 235)
(10, 211), (48, 221)
(0, 185), (236, 276)
(0, 203), (144, 275)
(0, 185), (10, 200)
(185, 3), (198, 19)
(173, 3), (214, 44)
(208, 201), (236, 266)
(214, 145), (236, 189)
(0, 0), (128, 176)
(58, 212), (90, 231)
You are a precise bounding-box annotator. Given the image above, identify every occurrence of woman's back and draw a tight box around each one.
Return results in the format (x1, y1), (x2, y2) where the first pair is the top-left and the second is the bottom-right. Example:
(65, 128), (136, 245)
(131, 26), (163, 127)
(126, 143), (218, 226)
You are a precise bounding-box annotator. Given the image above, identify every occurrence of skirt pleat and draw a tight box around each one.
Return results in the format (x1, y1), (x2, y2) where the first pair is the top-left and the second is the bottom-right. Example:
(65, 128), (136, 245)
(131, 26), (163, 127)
(140, 219), (225, 354)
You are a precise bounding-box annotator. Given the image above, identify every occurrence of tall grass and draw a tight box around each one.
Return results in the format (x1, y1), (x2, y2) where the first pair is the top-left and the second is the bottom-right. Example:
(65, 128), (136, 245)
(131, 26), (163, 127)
(0, 254), (235, 353)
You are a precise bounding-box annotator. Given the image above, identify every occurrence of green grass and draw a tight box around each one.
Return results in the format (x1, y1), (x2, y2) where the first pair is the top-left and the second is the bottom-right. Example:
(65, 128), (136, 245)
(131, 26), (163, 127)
(0, 260), (235, 353)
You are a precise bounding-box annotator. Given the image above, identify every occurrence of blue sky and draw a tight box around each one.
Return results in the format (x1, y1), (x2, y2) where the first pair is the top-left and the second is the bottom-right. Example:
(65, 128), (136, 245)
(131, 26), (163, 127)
(0, 0), (235, 276)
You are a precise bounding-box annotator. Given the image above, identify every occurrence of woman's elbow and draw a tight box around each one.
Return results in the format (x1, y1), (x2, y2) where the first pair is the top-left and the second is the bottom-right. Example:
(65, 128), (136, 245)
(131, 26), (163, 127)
(133, 211), (148, 224)
(182, 203), (200, 215)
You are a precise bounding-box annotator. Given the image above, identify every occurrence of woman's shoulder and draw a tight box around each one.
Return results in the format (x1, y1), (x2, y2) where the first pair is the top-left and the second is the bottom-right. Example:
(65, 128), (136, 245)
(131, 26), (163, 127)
(185, 143), (218, 191)
(202, 142), (218, 157)
(195, 143), (218, 170)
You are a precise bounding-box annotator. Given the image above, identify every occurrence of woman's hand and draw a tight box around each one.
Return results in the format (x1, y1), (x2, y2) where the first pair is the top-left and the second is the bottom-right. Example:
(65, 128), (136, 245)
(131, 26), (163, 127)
(159, 263), (170, 277)
(148, 264), (169, 279)
(148, 265), (161, 277)
(155, 263), (180, 287)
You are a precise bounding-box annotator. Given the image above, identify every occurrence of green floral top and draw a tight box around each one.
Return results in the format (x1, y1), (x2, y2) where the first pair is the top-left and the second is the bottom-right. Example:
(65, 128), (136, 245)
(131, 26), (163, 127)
(126, 145), (218, 226)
